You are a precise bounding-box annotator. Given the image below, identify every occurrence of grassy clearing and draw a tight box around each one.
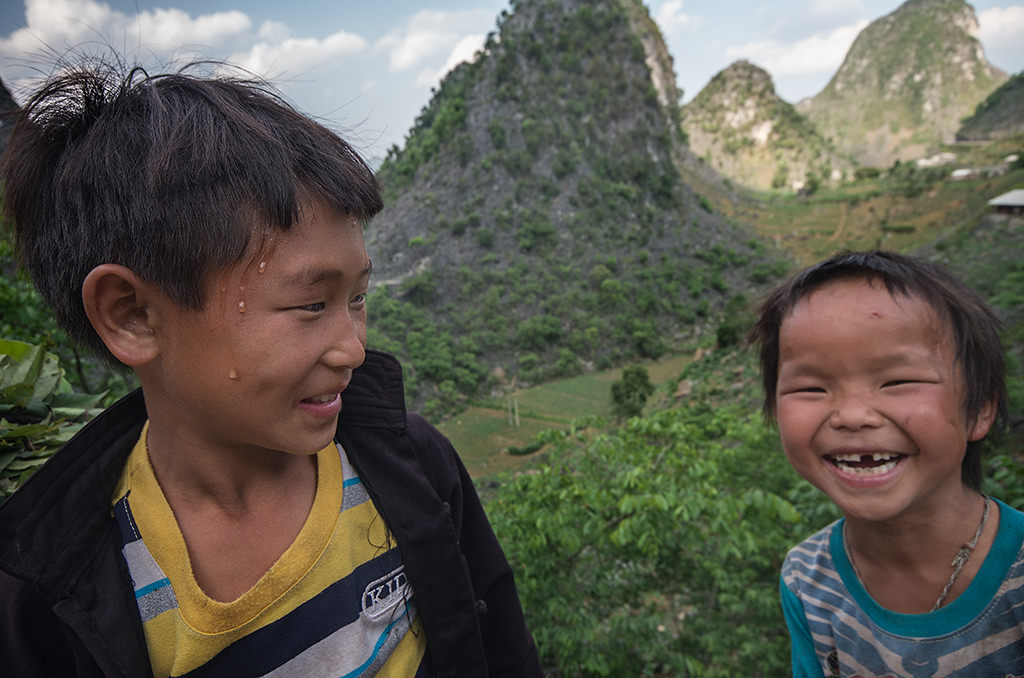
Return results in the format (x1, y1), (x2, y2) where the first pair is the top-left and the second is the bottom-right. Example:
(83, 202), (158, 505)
(441, 353), (692, 476)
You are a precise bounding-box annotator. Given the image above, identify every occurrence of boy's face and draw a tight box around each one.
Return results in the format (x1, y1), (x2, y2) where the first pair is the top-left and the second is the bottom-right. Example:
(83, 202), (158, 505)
(145, 202), (370, 460)
(774, 278), (991, 523)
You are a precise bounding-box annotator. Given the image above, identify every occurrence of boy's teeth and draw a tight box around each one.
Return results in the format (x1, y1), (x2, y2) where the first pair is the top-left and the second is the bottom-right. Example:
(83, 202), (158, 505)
(831, 452), (898, 463)
(308, 394), (336, 404)
(828, 452), (902, 476)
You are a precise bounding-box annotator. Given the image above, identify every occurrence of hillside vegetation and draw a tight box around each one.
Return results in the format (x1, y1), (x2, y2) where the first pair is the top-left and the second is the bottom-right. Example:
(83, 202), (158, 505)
(681, 60), (852, 191)
(958, 71), (1024, 141)
(799, 0), (1006, 166)
(478, 192), (1024, 676)
(365, 0), (787, 418)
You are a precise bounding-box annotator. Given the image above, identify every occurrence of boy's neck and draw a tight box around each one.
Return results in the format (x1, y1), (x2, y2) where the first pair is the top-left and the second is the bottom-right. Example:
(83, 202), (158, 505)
(842, 491), (998, 614)
(143, 418), (320, 602)
(144, 421), (318, 514)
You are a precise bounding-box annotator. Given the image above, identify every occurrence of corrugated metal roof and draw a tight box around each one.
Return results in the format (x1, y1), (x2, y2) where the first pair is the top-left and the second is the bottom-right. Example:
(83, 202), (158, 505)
(988, 189), (1024, 207)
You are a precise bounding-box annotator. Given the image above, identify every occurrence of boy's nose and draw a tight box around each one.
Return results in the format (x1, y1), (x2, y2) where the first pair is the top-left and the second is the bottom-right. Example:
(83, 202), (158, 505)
(828, 395), (884, 430)
(323, 315), (365, 370)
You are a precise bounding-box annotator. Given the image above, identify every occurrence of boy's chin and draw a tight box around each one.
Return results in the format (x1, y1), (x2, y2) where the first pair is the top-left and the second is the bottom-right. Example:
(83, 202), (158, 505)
(282, 434), (336, 457)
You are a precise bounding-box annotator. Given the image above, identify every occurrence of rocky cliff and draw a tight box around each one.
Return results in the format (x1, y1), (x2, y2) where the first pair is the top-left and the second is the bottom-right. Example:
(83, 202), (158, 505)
(681, 60), (852, 191)
(798, 0), (1006, 167)
(365, 0), (781, 412)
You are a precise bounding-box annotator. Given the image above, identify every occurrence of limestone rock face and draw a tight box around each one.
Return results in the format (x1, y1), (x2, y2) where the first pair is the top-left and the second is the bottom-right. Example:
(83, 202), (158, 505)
(366, 0), (780, 408)
(681, 60), (850, 191)
(798, 0), (1006, 167)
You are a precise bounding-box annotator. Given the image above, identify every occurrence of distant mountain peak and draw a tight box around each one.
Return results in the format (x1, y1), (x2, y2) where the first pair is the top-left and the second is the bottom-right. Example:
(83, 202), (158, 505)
(801, 0), (1006, 166)
(680, 59), (850, 190)
(366, 0), (778, 410)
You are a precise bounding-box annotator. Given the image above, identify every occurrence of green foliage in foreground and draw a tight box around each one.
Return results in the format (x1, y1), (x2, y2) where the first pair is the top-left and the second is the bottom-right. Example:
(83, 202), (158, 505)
(0, 340), (105, 499)
(488, 399), (833, 676)
(489, 330), (1024, 676)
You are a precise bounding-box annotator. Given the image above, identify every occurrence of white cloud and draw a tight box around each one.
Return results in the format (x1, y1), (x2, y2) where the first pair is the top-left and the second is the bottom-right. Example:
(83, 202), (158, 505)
(809, 0), (866, 17)
(415, 32), (485, 87)
(724, 19), (868, 77)
(654, 0), (698, 35)
(375, 9), (493, 73)
(0, 0), (374, 105)
(258, 20), (292, 43)
(134, 7), (250, 48)
(230, 28), (367, 81)
(978, 6), (1024, 51)
(1, 0), (251, 78)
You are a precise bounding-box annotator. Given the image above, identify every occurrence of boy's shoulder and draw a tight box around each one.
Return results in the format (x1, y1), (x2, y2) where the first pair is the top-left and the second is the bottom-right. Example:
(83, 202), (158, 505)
(341, 349), (459, 466)
(781, 520), (841, 594)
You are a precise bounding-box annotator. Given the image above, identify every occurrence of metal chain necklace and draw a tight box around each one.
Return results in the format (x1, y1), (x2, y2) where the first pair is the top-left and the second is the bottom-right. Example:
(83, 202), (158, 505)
(843, 495), (991, 612)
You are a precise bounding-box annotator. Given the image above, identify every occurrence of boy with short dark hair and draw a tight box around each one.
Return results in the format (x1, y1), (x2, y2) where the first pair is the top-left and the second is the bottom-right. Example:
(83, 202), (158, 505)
(0, 61), (541, 677)
(750, 250), (1024, 677)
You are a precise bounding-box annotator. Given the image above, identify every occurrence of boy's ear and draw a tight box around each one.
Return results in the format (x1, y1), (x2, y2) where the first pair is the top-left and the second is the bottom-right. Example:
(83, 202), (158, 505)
(82, 264), (160, 367)
(967, 398), (999, 442)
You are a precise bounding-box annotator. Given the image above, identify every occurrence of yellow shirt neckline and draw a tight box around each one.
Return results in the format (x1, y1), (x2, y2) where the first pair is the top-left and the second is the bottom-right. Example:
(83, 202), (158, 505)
(120, 422), (343, 634)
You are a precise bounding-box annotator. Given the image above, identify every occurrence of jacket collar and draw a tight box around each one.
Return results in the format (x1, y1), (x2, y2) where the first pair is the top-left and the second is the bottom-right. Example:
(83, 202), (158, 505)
(338, 349), (408, 431)
(0, 348), (405, 582)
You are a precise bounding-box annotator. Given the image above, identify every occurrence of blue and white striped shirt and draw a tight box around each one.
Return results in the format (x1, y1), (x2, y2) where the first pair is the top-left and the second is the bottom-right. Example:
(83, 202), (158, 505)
(781, 498), (1024, 678)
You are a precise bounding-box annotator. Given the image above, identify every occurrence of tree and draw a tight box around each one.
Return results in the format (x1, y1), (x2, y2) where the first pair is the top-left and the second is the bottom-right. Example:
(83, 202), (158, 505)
(487, 403), (813, 677)
(610, 364), (654, 419)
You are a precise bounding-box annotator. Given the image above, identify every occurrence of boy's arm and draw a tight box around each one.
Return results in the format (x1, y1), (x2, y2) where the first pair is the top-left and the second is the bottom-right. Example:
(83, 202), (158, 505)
(780, 575), (825, 678)
(0, 572), (89, 676)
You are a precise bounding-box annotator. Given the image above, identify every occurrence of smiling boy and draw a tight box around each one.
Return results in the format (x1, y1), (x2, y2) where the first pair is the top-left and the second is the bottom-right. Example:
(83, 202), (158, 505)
(0, 63), (541, 677)
(750, 251), (1024, 677)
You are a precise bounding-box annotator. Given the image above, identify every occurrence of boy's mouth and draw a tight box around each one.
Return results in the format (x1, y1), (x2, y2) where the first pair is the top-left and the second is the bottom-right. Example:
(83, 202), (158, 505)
(302, 394), (340, 405)
(827, 452), (904, 476)
(297, 392), (343, 419)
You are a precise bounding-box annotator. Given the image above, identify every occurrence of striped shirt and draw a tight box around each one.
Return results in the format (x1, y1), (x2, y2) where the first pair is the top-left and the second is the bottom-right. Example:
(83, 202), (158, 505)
(781, 498), (1024, 678)
(112, 426), (427, 677)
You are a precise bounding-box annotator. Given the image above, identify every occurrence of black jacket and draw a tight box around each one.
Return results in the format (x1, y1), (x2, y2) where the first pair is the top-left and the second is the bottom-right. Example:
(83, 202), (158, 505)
(0, 350), (542, 677)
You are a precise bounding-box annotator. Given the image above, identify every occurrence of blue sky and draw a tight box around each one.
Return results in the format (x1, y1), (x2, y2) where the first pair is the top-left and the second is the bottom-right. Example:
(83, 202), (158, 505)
(2, 0), (1022, 165)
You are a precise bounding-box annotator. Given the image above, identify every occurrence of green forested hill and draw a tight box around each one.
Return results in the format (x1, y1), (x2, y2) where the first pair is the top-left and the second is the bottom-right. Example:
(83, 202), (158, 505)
(958, 71), (1024, 141)
(798, 0), (1006, 167)
(681, 60), (853, 191)
(365, 0), (785, 417)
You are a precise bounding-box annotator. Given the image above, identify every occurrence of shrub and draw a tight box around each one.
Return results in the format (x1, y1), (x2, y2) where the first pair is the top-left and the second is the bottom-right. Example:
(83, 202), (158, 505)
(0, 340), (106, 499)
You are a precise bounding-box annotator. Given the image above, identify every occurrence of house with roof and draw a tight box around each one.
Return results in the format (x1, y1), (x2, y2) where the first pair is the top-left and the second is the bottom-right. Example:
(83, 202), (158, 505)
(988, 189), (1024, 215)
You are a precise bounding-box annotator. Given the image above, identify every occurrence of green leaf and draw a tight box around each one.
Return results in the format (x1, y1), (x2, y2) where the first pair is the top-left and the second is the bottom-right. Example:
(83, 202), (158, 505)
(5, 457), (49, 471)
(0, 339), (35, 363)
(1, 421), (59, 440)
(0, 450), (17, 472)
(32, 351), (64, 401)
(51, 390), (107, 412)
(0, 383), (35, 407)
(0, 343), (44, 390)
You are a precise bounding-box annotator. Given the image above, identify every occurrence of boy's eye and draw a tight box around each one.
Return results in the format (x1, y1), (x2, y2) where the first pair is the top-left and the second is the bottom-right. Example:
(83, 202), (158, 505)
(882, 379), (915, 387)
(298, 302), (326, 313)
(352, 293), (366, 306)
(779, 383), (826, 395)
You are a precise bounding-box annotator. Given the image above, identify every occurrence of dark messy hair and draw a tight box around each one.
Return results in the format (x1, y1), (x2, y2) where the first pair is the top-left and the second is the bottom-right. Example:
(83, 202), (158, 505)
(749, 250), (1007, 490)
(1, 59), (383, 362)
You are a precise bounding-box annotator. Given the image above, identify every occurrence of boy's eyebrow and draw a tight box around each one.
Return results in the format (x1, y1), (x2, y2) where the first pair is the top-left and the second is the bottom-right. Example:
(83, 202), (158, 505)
(781, 350), (933, 375)
(281, 261), (372, 287)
